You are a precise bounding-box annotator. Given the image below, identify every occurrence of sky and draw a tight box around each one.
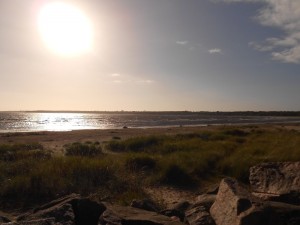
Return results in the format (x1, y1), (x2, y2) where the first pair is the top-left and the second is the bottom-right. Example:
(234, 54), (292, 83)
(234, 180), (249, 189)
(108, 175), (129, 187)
(1, 0), (300, 111)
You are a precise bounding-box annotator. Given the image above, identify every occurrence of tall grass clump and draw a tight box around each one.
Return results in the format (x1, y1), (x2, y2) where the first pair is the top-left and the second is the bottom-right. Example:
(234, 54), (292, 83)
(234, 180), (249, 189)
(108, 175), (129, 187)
(124, 153), (157, 172)
(107, 136), (163, 152)
(106, 127), (300, 185)
(64, 142), (102, 157)
(0, 143), (146, 209)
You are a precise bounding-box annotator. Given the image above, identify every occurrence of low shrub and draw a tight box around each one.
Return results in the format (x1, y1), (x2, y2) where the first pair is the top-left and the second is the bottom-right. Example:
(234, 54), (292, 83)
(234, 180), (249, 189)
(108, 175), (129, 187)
(65, 142), (102, 157)
(107, 136), (162, 152)
(159, 164), (196, 188)
(106, 141), (125, 152)
(125, 155), (156, 172)
(0, 143), (47, 162)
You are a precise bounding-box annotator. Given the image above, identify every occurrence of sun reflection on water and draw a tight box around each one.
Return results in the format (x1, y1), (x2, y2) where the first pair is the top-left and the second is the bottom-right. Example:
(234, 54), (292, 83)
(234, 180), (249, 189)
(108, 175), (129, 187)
(31, 113), (105, 131)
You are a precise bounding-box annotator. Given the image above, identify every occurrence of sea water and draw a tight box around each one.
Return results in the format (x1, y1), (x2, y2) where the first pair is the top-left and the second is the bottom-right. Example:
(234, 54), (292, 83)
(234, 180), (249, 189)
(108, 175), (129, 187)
(0, 111), (299, 132)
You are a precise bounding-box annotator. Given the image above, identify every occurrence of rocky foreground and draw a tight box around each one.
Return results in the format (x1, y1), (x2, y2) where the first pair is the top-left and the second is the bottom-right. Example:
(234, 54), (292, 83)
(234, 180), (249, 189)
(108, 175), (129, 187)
(1, 161), (300, 225)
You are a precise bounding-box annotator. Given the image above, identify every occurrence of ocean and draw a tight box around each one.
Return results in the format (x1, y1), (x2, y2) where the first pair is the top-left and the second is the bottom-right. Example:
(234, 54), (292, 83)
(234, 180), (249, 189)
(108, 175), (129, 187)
(0, 111), (300, 133)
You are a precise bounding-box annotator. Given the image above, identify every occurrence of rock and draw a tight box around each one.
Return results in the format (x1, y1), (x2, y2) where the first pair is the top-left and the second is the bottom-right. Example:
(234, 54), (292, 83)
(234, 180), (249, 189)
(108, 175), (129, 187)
(0, 213), (11, 223)
(16, 194), (80, 224)
(210, 177), (300, 225)
(186, 205), (215, 225)
(184, 194), (216, 225)
(16, 194), (106, 225)
(170, 201), (191, 212)
(210, 178), (263, 225)
(249, 162), (300, 195)
(100, 204), (185, 225)
(130, 199), (160, 212)
(203, 184), (219, 195)
(160, 209), (185, 222)
(1, 218), (56, 225)
(172, 201), (191, 212)
(194, 194), (216, 210)
(252, 192), (300, 205)
(71, 198), (106, 225)
(19, 203), (74, 225)
(32, 194), (80, 213)
(261, 201), (300, 225)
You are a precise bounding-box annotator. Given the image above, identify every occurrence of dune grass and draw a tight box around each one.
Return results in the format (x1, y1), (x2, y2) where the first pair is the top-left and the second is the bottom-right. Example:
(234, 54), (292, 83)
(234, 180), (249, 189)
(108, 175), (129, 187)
(0, 125), (300, 210)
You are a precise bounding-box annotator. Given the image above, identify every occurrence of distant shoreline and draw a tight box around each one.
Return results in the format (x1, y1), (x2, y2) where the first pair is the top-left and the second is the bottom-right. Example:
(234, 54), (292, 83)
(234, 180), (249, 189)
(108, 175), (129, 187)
(1, 110), (300, 116)
(1, 111), (300, 134)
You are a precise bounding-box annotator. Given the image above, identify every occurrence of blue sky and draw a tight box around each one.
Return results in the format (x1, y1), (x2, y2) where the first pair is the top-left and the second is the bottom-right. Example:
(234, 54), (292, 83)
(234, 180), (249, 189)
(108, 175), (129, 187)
(0, 0), (300, 111)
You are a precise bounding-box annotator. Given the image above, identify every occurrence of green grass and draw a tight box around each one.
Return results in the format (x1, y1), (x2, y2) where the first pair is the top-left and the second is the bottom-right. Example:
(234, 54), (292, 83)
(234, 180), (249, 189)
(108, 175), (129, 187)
(64, 142), (103, 157)
(1, 126), (300, 210)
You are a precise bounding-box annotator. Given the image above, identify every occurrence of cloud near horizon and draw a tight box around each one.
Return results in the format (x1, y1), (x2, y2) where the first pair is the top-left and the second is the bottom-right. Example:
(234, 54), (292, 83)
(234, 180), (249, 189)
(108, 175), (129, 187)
(176, 41), (188, 45)
(208, 48), (222, 54)
(216, 0), (300, 64)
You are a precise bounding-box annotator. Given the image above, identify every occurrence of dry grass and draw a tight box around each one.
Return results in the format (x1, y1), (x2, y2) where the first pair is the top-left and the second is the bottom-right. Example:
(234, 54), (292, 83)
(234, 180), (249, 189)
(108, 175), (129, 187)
(1, 125), (300, 210)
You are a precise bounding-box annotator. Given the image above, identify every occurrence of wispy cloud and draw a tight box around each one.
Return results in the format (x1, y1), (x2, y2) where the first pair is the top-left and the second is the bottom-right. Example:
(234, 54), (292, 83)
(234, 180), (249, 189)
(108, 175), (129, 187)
(135, 80), (154, 84)
(216, 0), (300, 64)
(176, 41), (188, 45)
(110, 74), (155, 85)
(211, 0), (260, 3)
(208, 48), (222, 54)
(110, 73), (121, 77)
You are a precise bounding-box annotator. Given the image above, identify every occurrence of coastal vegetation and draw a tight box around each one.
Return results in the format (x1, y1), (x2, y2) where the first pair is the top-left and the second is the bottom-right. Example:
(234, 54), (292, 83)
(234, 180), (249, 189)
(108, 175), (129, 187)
(0, 125), (300, 210)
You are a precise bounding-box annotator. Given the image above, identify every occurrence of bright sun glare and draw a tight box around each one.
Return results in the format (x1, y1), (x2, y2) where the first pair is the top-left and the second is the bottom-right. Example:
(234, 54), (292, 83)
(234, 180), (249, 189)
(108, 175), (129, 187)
(38, 2), (93, 56)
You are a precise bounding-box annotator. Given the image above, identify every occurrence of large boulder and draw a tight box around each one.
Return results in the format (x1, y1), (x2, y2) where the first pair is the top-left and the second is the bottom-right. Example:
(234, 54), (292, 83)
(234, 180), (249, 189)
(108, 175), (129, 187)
(250, 162), (300, 205)
(100, 204), (185, 225)
(210, 177), (300, 225)
(210, 178), (263, 225)
(14, 194), (106, 225)
(249, 162), (300, 195)
(16, 194), (79, 225)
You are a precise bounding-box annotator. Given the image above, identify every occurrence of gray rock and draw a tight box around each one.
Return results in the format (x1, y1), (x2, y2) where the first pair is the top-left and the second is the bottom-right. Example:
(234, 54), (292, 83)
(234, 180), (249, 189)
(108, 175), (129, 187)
(160, 209), (185, 222)
(17, 194), (80, 223)
(16, 194), (106, 225)
(71, 198), (106, 225)
(249, 162), (300, 195)
(1, 218), (56, 225)
(100, 204), (185, 225)
(194, 194), (216, 210)
(170, 201), (191, 212)
(130, 199), (160, 212)
(0, 214), (11, 223)
(183, 194), (216, 225)
(186, 205), (215, 225)
(261, 201), (300, 225)
(210, 178), (263, 225)
(19, 204), (74, 225)
(210, 177), (300, 225)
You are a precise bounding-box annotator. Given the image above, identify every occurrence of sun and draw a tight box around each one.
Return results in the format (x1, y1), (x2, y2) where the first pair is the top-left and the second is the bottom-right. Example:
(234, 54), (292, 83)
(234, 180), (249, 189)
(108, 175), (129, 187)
(38, 2), (93, 56)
